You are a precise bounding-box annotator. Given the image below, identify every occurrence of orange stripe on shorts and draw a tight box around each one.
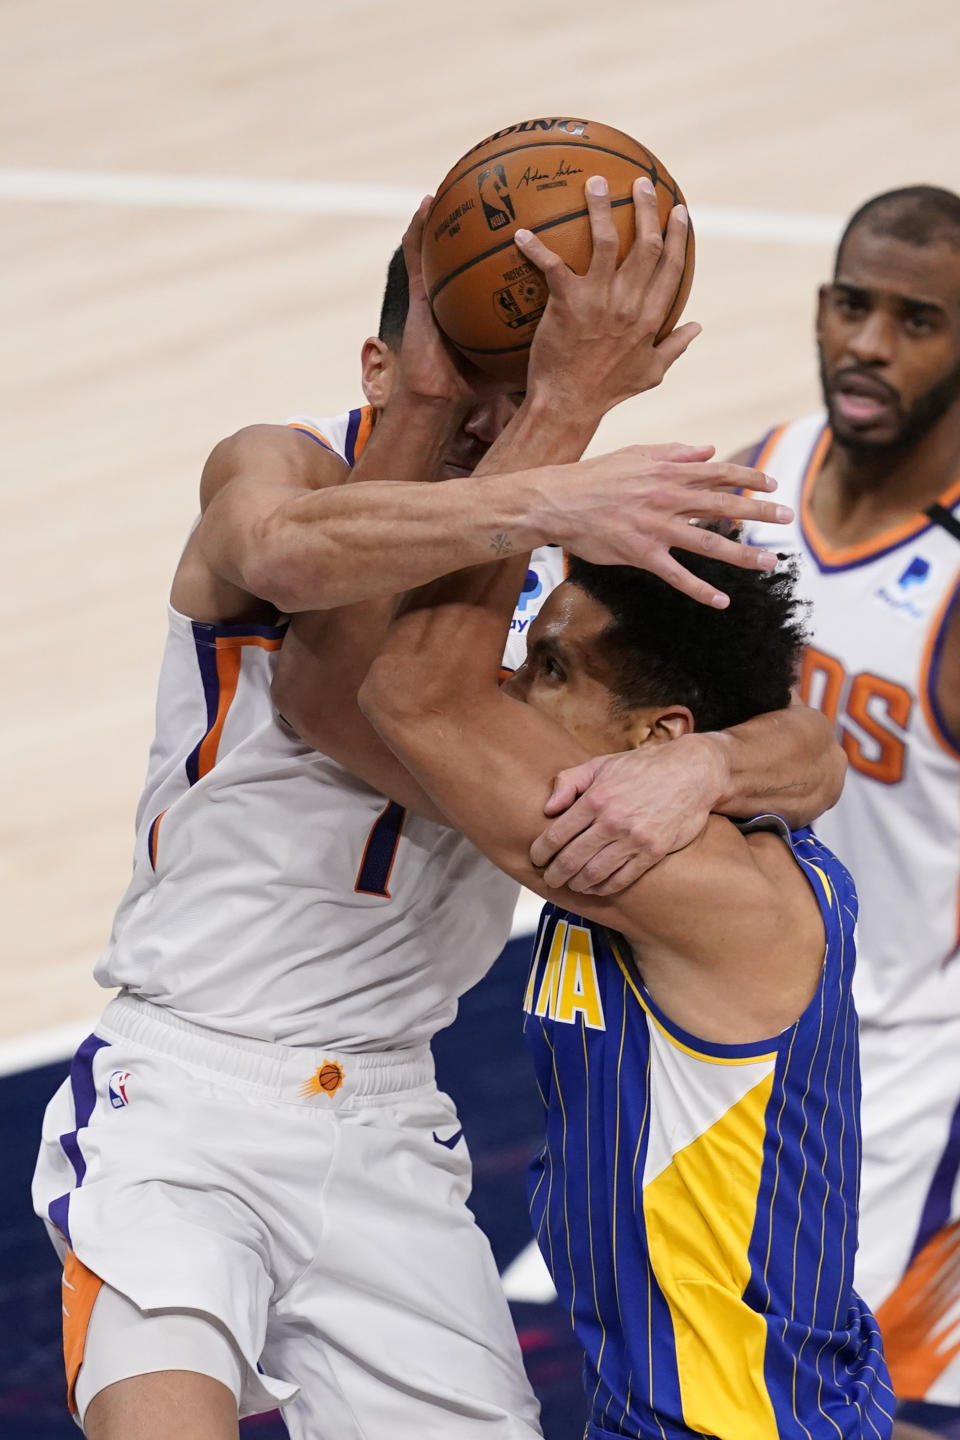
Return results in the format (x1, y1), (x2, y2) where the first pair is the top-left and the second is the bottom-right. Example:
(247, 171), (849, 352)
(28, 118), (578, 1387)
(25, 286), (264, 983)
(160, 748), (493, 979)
(875, 1217), (960, 1400)
(62, 1248), (104, 1415)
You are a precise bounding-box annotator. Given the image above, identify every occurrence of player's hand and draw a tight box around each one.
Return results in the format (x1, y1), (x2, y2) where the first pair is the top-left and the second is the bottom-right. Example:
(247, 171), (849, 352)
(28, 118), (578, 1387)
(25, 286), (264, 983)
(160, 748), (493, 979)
(517, 175), (699, 415)
(533, 442), (791, 607)
(530, 738), (727, 894)
(397, 197), (506, 411)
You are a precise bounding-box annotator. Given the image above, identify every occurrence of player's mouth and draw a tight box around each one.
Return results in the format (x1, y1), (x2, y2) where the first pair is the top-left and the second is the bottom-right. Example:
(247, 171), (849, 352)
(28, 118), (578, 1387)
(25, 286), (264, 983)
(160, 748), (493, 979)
(442, 459), (474, 478)
(830, 370), (900, 427)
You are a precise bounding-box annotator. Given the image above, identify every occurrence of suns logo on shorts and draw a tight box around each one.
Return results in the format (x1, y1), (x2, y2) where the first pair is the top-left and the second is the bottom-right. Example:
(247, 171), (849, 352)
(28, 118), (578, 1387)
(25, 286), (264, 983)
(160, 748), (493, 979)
(108, 1070), (132, 1108)
(299, 1060), (345, 1099)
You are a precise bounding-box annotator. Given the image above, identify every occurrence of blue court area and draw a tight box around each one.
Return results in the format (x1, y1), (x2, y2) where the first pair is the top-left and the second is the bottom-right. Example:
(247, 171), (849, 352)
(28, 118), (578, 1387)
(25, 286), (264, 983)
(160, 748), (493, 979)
(0, 935), (587, 1440)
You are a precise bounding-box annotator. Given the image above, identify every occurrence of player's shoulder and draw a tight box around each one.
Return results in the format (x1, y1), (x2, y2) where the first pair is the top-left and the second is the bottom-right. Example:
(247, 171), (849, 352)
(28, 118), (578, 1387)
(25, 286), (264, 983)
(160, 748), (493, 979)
(728, 412), (827, 471)
(199, 421), (349, 511)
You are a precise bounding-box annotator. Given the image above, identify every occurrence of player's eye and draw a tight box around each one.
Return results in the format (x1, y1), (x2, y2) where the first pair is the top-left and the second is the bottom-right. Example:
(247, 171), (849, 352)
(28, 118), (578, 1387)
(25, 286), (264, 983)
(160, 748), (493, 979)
(834, 292), (866, 317)
(903, 313), (934, 336)
(543, 654), (565, 682)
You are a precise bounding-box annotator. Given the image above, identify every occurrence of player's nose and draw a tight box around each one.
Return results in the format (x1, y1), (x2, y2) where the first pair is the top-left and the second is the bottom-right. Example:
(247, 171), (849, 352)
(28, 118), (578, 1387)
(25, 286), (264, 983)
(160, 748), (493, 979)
(463, 394), (519, 445)
(847, 309), (896, 366)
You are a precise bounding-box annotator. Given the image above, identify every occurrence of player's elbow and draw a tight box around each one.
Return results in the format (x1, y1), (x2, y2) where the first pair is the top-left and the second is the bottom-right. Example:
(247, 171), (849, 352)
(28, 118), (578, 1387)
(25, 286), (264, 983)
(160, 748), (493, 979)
(360, 654), (439, 738)
(821, 728), (848, 811)
(242, 527), (319, 613)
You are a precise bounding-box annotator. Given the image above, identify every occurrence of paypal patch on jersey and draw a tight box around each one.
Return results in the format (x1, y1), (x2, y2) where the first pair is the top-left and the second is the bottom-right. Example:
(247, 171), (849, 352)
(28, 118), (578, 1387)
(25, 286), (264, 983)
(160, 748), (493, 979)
(503, 551), (567, 674)
(875, 550), (938, 620)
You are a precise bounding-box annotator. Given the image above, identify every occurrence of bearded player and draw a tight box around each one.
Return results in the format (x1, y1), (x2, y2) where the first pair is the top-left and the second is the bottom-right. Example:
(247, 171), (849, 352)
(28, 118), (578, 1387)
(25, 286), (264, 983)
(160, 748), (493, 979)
(731, 185), (960, 1440)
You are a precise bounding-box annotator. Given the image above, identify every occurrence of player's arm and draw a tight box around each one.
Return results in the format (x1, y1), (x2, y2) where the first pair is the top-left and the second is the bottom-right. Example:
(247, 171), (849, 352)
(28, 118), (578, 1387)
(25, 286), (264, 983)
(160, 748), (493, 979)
(358, 558), (821, 1033)
(527, 700), (845, 893)
(176, 189), (792, 624)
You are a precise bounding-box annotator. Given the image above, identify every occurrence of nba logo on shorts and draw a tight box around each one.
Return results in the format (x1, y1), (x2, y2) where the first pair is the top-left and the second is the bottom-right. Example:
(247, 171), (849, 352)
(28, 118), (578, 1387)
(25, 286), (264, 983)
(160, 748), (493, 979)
(108, 1070), (132, 1108)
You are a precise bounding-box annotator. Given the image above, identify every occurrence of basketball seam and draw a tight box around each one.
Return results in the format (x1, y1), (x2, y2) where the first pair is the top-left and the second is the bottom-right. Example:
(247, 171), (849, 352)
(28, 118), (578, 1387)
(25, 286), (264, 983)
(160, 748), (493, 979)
(428, 138), (672, 218)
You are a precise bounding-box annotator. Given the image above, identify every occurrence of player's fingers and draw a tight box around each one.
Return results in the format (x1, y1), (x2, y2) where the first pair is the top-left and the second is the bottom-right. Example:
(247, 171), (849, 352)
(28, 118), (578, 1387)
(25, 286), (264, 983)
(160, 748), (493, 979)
(635, 442), (716, 464)
(668, 522), (781, 573)
(623, 176), (665, 289)
(514, 228), (571, 294)
(636, 203), (690, 324)
(584, 175), (620, 275)
(561, 841), (635, 893)
(402, 195), (434, 288)
(578, 853), (656, 896)
(660, 461), (778, 492)
(530, 798), (595, 868)
(541, 827), (614, 889)
(638, 549), (731, 608)
(686, 492), (792, 527)
(652, 319), (702, 371)
(541, 762), (598, 817)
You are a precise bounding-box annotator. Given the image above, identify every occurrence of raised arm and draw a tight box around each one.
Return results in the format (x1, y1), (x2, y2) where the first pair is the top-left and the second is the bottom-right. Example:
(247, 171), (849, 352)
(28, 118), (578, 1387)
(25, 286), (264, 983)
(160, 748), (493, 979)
(274, 183), (793, 808)
(357, 552), (822, 1042)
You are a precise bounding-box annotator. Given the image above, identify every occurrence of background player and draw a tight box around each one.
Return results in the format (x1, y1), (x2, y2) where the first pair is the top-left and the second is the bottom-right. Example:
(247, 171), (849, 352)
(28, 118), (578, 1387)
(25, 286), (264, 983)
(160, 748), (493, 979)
(32, 178), (834, 1440)
(337, 530), (893, 1440)
(725, 185), (960, 1440)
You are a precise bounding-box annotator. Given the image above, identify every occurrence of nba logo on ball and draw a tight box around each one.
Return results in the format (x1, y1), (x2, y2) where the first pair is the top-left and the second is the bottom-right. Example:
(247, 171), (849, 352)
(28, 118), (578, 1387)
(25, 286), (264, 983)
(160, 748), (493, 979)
(108, 1070), (132, 1108)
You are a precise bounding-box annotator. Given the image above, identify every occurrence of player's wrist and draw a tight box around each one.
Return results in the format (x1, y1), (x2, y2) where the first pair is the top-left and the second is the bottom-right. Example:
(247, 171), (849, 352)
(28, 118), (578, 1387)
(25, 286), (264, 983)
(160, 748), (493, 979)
(683, 732), (732, 813)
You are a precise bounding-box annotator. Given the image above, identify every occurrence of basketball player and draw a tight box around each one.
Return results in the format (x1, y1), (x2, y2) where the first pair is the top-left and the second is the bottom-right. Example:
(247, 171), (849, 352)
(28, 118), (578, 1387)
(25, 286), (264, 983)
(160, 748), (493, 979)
(681, 184), (960, 1440)
(33, 177), (837, 1440)
(336, 530), (894, 1439)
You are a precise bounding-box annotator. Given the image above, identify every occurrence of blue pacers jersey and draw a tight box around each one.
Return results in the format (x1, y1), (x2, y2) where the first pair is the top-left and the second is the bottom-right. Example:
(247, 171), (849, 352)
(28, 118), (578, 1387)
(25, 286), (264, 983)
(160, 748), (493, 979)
(522, 819), (894, 1440)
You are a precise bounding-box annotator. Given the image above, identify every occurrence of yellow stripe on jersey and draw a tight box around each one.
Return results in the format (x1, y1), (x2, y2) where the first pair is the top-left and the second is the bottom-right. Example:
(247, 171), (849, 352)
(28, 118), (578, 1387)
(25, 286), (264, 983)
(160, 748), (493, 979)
(643, 1070), (779, 1440)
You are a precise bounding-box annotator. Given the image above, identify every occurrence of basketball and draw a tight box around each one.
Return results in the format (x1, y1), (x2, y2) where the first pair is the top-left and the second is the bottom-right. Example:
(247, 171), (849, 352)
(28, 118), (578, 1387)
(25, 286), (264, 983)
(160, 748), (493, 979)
(421, 117), (695, 383)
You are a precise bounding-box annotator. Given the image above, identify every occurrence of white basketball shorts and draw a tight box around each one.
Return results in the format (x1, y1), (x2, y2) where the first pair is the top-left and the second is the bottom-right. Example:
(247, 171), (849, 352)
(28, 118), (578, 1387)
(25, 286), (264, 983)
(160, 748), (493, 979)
(32, 993), (542, 1439)
(857, 1012), (960, 1407)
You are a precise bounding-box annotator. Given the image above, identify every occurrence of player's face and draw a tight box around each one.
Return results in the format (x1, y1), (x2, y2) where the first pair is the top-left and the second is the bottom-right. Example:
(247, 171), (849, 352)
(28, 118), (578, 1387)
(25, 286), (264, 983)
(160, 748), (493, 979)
(817, 226), (960, 456)
(362, 338), (523, 477)
(441, 391), (524, 478)
(503, 583), (643, 754)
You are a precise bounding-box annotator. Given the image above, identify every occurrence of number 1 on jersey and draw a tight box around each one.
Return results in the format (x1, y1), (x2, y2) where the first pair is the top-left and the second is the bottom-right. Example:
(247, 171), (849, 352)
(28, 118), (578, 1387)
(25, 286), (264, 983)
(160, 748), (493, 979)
(355, 800), (407, 897)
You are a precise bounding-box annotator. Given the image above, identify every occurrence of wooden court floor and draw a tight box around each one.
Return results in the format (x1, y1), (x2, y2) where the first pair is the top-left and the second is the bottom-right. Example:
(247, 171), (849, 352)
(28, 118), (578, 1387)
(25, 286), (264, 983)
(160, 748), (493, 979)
(2, 0), (958, 1055)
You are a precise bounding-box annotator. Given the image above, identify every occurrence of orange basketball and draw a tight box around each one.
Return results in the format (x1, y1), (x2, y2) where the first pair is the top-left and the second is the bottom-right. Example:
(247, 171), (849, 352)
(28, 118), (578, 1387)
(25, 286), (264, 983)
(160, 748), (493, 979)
(421, 118), (695, 384)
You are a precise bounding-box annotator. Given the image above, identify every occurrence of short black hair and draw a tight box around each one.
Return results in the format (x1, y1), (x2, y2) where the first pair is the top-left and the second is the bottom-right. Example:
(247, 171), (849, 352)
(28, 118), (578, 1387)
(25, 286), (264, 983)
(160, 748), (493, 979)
(566, 544), (807, 733)
(836, 185), (960, 275)
(378, 246), (409, 349)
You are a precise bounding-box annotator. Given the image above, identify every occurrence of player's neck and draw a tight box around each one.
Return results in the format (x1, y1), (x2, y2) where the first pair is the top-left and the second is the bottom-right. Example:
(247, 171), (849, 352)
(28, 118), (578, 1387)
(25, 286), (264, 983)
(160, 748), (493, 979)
(815, 412), (960, 545)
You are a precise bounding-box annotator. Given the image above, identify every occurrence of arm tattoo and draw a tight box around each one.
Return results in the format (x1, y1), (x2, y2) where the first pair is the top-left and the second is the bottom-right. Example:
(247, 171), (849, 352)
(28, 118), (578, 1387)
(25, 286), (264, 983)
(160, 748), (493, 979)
(490, 531), (514, 556)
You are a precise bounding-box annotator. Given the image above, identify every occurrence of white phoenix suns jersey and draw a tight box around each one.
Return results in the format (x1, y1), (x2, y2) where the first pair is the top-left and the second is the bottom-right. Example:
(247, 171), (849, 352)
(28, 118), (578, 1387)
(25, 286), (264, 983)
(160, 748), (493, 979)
(746, 411), (960, 1026)
(97, 406), (567, 1049)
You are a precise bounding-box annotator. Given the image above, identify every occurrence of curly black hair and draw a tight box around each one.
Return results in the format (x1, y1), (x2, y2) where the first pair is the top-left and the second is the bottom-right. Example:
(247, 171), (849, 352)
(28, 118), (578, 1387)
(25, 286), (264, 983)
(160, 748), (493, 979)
(377, 245), (409, 350)
(566, 544), (808, 733)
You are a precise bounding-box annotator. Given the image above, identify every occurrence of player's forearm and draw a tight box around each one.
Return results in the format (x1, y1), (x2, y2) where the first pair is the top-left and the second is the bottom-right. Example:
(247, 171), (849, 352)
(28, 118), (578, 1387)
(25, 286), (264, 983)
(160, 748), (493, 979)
(705, 704), (846, 826)
(360, 546), (531, 741)
(251, 398), (596, 613)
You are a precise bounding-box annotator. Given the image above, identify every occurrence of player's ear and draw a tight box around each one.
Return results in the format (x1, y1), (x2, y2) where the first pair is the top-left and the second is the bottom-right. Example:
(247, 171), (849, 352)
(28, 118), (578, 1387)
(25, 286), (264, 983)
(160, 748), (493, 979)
(628, 705), (694, 748)
(361, 337), (396, 409)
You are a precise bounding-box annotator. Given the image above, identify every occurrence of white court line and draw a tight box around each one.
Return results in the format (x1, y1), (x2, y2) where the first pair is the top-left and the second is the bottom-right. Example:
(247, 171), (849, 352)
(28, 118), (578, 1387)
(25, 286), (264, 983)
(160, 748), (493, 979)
(0, 892), (545, 1077)
(0, 167), (843, 245)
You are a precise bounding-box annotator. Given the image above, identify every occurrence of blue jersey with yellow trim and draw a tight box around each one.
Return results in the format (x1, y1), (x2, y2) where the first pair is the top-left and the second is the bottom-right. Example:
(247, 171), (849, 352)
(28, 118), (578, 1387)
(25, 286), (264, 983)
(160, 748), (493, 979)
(523, 819), (894, 1440)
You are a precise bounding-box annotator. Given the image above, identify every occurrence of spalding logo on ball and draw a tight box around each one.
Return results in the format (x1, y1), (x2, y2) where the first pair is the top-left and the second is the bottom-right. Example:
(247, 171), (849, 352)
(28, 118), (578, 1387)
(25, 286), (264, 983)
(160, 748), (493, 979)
(421, 117), (694, 384)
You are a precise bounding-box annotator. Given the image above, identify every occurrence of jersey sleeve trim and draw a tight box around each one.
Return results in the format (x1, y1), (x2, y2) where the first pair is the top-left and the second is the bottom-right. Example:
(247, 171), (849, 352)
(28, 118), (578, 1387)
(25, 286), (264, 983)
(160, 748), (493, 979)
(919, 562), (960, 762)
(287, 422), (336, 451)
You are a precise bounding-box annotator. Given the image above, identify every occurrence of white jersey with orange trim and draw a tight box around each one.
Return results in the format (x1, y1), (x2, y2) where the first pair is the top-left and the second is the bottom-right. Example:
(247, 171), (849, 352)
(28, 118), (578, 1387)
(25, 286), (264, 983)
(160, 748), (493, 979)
(96, 405), (566, 1050)
(744, 410), (960, 1027)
